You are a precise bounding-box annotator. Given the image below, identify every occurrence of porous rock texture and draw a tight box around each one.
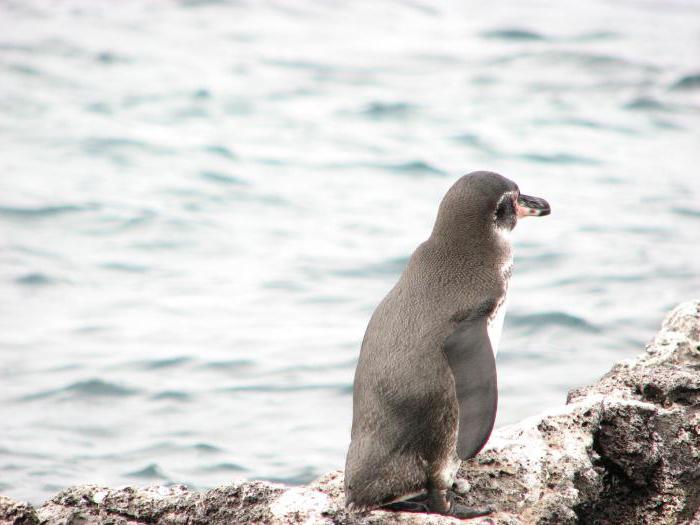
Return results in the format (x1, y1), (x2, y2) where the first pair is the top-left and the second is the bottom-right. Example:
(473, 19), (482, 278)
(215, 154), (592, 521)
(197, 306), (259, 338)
(2, 300), (699, 525)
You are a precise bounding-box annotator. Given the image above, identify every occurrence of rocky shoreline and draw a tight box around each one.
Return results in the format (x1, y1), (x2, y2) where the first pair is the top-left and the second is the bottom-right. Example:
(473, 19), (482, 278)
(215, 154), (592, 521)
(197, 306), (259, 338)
(2, 300), (699, 525)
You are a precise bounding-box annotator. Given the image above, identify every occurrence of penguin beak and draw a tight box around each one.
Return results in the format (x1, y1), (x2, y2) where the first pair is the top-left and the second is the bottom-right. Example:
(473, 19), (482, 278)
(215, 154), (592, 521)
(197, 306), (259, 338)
(517, 194), (551, 217)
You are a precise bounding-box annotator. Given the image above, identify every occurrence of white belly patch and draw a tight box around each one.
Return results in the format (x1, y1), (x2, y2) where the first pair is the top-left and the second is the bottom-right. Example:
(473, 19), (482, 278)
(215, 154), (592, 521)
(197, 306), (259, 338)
(487, 294), (508, 356)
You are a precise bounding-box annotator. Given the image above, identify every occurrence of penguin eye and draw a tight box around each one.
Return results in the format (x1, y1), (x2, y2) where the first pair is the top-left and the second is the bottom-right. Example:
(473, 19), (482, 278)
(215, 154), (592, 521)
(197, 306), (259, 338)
(495, 197), (514, 221)
(494, 193), (517, 229)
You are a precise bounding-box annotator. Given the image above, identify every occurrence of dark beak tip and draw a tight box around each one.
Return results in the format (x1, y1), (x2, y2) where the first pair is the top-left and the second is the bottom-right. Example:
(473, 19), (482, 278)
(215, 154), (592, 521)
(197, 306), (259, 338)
(518, 194), (551, 217)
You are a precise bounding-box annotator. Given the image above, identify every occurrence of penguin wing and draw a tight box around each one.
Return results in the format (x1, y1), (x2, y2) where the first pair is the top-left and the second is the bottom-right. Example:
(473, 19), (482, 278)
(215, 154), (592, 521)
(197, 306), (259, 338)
(443, 315), (498, 460)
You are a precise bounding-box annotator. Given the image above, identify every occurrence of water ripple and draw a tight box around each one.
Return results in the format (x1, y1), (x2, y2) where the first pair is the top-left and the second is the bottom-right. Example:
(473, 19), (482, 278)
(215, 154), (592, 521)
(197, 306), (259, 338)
(126, 463), (169, 480)
(384, 160), (445, 176)
(671, 73), (700, 91)
(265, 466), (319, 485)
(481, 28), (546, 41)
(508, 312), (600, 334)
(200, 462), (248, 473)
(0, 203), (100, 219)
(220, 383), (350, 394)
(151, 390), (193, 402)
(202, 144), (237, 159)
(360, 101), (416, 119)
(516, 152), (602, 165)
(194, 443), (224, 454)
(100, 262), (151, 273)
(81, 137), (175, 164)
(532, 117), (636, 135)
(136, 356), (193, 370)
(14, 272), (57, 286)
(197, 359), (256, 372)
(20, 379), (140, 402)
(492, 50), (658, 72)
(673, 207), (700, 219)
(624, 96), (671, 112)
(199, 170), (247, 186)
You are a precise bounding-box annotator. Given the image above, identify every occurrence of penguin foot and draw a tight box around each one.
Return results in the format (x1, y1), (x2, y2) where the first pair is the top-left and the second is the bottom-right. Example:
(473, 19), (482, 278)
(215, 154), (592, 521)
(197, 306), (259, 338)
(382, 500), (492, 519)
(381, 500), (429, 513)
(382, 491), (493, 519)
(448, 502), (494, 519)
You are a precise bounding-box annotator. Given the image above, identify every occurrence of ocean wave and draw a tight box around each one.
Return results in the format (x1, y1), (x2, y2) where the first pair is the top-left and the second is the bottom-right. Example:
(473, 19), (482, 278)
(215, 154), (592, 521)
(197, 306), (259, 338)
(0, 203), (99, 219)
(263, 465), (319, 485)
(220, 383), (351, 394)
(481, 28), (546, 41)
(14, 272), (58, 286)
(624, 96), (671, 111)
(360, 101), (416, 119)
(99, 262), (151, 273)
(508, 312), (600, 334)
(134, 356), (193, 370)
(151, 390), (193, 402)
(200, 462), (248, 473)
(125, 463), (169, 480)
(673, 207), (700, 218)
(19, 379), (141, 402)
(197, 359), (256, 372)
(193, 443), (224, 454)
(383, 160), (446, 176)
(199, 170), (247, 186)
(490, 50), (658, 72)
(516, 152), (602, 165)
(671, 73), (700, 91)
(202, 144), (237, 159)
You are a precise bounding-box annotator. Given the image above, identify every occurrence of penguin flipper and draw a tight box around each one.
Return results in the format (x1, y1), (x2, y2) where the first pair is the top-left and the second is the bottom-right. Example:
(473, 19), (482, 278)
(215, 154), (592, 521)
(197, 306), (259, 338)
(443, 315), (498, 460)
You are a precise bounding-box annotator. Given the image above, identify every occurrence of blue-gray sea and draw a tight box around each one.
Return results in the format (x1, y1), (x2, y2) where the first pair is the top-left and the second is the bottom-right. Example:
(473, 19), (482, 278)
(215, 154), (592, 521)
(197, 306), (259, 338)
(1, 0), (699, 505)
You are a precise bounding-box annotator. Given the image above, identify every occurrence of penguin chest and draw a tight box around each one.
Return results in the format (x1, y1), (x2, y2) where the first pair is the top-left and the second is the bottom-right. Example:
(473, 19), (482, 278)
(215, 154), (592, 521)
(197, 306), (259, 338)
(486, 259), (511, 356)
(487, 295), (508, 356)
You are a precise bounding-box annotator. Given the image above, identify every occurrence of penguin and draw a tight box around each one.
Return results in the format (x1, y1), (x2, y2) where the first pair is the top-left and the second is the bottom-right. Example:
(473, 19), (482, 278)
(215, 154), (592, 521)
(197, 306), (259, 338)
(344, 171), (550, 518)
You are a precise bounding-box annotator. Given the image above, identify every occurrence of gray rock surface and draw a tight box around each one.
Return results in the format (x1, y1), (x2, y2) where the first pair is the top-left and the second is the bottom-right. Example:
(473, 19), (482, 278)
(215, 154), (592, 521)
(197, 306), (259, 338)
(2, 300), (699, 525)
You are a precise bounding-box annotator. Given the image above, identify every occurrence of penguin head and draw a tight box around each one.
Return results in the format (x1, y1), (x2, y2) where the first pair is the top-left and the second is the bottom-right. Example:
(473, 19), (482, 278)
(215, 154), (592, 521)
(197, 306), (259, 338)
(431, 171), (550, 246)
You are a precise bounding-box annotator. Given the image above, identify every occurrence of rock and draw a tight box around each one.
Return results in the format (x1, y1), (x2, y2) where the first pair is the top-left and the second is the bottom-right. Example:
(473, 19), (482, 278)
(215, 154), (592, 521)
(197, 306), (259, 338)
(0, 496), (37, 525)
(2, 300), (699, 525)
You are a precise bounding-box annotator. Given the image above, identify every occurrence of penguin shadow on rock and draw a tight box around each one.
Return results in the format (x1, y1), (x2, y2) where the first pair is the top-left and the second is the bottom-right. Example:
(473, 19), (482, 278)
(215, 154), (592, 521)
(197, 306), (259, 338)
(344, 171), (550, 519)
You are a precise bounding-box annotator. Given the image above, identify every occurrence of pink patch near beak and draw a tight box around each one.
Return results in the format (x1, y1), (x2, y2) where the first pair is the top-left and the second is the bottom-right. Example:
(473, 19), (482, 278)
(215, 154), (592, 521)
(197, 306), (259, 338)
(516, 202), (539, 218)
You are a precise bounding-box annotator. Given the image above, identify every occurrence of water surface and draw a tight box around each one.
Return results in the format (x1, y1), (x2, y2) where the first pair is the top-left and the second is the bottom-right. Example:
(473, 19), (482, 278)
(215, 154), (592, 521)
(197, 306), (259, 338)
(1, 0), (699, 504)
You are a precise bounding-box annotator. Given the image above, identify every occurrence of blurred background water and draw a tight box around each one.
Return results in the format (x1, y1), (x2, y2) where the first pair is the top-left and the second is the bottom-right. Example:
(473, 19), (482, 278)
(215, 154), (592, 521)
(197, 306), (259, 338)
(1, 0), (699, 505)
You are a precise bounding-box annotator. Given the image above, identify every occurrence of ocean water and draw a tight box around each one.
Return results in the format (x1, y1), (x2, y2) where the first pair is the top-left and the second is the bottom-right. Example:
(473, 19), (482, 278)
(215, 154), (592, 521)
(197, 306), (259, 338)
(1, 0), (699, 505)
